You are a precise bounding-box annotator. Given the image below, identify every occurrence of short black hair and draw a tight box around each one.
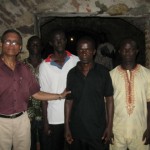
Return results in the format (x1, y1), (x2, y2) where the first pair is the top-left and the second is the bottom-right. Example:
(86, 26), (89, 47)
(119, 38), (138, 50)
(49, 28), (66, 42)
(27, 35), (41, 46)
(1, 29), (22, 45)
(77, 36), (96, 49)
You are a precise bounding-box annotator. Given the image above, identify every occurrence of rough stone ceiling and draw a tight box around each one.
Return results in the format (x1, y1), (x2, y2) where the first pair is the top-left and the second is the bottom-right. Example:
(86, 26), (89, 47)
(38, 14), (146, 33)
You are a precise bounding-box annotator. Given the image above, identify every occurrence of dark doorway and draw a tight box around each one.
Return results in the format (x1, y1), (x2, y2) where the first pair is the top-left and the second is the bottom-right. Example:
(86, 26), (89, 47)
(35, 14), (146, 66)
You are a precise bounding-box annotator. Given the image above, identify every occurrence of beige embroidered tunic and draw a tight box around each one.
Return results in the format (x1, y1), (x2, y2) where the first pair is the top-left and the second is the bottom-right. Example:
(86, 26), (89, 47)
(110, 64), (150, 138)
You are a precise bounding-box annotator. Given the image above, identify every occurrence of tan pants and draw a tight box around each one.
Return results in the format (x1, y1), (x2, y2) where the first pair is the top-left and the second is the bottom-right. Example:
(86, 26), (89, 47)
(110, 134), (150, 150)
(0, 111), (31, 150)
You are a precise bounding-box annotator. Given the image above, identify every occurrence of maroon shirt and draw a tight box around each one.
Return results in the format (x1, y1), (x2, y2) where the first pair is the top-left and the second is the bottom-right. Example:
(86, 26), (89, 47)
(0, 58), (40, 115)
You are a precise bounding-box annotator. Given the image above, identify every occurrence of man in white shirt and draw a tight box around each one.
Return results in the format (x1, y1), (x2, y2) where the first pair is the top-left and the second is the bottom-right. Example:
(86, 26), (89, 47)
(39, 29), (79, 150)
(110, 38), (150, 150)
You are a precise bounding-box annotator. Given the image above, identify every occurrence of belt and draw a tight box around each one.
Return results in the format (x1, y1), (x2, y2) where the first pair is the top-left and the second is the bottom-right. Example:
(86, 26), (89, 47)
(0, 112), (24, 119)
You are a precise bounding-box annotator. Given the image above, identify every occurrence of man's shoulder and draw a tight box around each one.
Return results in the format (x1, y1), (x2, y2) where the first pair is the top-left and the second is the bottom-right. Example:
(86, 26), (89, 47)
(69, 65), (77, 71)
(110, 66), (118, 72)
(67, 64), (77, 75)
(109, 66), (119, 78)
(139, 64), (150, 74)
(18, 60), (29, 68)
(69, 53), (79, 61)
(39, 58), (49, 66)
(17, 61), (34, 75)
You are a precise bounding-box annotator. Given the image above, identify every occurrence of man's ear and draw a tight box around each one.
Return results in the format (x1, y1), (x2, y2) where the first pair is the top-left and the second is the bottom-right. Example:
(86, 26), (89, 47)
(19, 45), (22, 52)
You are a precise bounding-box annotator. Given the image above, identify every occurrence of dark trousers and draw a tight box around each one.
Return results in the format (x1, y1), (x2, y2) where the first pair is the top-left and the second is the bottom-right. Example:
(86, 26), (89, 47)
(43, 124), (65, 150)
(30, 120), (44, 150)
(69, 138), (109, 150)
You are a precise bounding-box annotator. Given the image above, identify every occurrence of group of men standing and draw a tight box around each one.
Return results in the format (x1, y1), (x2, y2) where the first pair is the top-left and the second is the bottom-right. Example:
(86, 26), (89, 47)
(0, 28), (149, 150)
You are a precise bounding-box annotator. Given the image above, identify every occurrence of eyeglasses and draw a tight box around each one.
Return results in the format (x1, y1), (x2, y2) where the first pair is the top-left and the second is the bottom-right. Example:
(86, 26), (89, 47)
(3, 40), (20, 46)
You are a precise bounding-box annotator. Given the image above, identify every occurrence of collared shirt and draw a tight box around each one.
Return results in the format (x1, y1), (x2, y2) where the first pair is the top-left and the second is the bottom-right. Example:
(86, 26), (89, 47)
(0, 57), (40, 115)
(110, 65), (150, 138)
(66, 63), (113, 139)
(39, 51), (79, 124)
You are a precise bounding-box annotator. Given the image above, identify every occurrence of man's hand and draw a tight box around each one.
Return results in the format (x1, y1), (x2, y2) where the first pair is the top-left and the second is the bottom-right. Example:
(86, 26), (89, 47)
(43, 123), (51, 136)
(102, 127), (113, 144)
(60, 89), (71, 99)
(143, 129), (150, 145)
(65, 128), (73, 144)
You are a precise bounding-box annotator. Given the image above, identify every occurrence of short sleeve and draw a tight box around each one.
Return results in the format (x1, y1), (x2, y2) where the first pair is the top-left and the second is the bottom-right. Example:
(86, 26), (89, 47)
(104, 70), (114, 97)
(66, 70), (73, 100)
(146, 70), (150, 102)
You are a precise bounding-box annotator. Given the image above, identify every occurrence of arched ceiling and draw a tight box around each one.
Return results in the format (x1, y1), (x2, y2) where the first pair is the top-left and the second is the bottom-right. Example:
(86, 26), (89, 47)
(39, 17), (145, 47)
(39, 16), (145, 65)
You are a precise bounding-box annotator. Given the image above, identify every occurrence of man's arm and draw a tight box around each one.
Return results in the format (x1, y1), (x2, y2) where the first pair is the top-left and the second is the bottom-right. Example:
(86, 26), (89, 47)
(65, 99), (73, 144)
(143, 102), (150, 144)
(102, 96), (114, 143)
(32, 90), (70, 101)
(42, 101), (50, 136)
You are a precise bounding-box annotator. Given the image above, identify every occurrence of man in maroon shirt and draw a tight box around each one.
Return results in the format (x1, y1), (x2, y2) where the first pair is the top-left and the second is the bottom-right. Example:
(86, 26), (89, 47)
(0, 29), (69, 150)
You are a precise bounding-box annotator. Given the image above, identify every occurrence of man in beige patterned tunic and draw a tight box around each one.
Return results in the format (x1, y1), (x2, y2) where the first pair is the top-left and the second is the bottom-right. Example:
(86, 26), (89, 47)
(110, 38), (150, 150)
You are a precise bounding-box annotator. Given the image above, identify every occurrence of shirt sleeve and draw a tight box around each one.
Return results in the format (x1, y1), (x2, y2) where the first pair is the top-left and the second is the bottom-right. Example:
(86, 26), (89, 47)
(104, 70), (114, 97)
(66, 70), (73, 101)
(39, 62), (51, 93)
(146, 69), (150, 102)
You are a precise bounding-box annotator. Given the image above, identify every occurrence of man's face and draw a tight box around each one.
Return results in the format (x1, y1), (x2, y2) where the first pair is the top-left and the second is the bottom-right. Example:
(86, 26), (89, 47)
(28, 39), (41, 56)
(51, 32), (66, 53)
(119, 42), (138, 63)
(2, 32), (22, 57)
(77, 40), (96, 64)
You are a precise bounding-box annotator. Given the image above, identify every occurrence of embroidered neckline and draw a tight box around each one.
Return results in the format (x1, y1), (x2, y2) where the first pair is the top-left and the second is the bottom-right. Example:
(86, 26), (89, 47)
(117, 64), (140, 115)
